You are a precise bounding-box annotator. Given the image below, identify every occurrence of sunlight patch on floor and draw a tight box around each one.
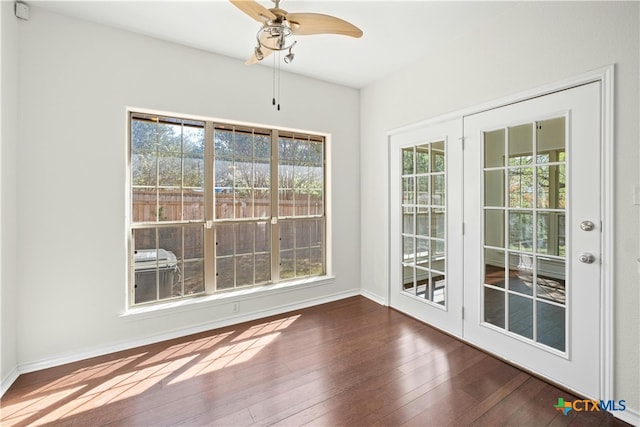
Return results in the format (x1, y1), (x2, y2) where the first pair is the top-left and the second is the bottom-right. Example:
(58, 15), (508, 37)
(24, 353), (147, 399)
(137, 332), (234, 367)
(2, 315), (301, 425)
(232, 315), (300, 342)
(2, 386), (85, 426)
(168, 332), (281, 384)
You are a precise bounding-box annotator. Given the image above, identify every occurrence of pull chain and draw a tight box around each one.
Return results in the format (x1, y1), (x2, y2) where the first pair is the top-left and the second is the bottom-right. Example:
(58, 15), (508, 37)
(277, 52), (281, 111)
(270, 52), (283, 111)
(272, 54), (276, 106)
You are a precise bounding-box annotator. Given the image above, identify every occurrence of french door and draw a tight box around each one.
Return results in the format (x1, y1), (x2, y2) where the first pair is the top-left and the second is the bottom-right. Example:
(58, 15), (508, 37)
(390, 82), (603, 398)
(389, 118), (463, 336)
(463, 82), (602, 398)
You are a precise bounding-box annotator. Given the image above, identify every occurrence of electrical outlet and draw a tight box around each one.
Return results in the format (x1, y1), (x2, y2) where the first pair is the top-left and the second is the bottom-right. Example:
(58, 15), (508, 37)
(232, 302), (239, 313)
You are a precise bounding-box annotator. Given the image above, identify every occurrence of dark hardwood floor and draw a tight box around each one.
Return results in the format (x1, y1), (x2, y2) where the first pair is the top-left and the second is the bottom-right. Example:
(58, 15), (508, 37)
(0, 296), (630, 426)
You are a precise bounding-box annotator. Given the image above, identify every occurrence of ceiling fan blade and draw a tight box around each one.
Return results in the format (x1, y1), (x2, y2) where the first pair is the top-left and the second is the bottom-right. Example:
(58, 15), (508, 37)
(287, 13), (363, 38)
(230, 0), (276, 23)
(245, 53), (260, 65)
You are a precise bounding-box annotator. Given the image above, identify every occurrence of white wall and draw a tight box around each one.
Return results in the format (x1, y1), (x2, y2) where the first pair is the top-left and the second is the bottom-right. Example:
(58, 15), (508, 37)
(1, 0), (20, 393)
(11, 6), (359, 369)
(361, 1), (639, 415)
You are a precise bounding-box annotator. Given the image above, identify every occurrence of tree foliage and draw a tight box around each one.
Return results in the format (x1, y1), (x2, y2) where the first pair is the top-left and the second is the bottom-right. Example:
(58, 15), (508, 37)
(131, 118), (205, 188)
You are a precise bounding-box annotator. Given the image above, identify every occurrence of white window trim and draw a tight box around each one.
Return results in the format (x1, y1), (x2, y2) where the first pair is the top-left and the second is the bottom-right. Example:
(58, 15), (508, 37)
(120, 275), (336, 321)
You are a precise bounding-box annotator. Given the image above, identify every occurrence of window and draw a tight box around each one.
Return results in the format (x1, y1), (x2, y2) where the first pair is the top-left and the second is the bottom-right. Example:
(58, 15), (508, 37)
(129, 113), (326, 306)
(277, 133), (325, 279)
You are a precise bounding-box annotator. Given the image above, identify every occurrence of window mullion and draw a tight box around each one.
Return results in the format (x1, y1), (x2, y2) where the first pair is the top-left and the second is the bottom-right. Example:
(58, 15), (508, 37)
(271, 130), (280, 283)
(155, 121), (160, 225)
(204, 121), (216, 294)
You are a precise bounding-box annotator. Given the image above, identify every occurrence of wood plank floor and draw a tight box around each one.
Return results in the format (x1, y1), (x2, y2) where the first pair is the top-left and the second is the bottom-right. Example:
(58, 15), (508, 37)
(0, 296), (630, 426)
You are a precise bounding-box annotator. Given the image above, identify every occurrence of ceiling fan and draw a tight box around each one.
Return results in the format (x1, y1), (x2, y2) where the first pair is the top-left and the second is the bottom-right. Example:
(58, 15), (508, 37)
(230, 0), (363, 65)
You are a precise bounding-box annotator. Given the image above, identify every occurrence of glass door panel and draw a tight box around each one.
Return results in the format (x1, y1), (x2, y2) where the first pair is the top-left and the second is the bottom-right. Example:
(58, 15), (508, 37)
(401, 141), (446, 305)
(481, 117), (567, 352)
(401, 141), (447, 306)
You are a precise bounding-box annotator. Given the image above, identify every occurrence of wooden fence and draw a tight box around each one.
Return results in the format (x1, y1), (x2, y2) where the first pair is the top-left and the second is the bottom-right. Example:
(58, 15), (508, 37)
(132, 191), (323, 222)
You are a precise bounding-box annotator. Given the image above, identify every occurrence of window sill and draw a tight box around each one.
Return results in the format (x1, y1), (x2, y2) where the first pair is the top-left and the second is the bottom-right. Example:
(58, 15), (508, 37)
(120, 275), (336, 321)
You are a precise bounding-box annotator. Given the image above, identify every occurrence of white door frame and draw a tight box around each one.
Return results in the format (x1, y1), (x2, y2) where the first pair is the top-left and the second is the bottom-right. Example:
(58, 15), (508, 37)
(387, 64), (614, 401)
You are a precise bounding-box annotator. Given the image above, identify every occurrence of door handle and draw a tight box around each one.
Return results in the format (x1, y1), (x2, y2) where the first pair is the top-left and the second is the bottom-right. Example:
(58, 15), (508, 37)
(578, 252), (596, 264)
(580, 221), (595, 231)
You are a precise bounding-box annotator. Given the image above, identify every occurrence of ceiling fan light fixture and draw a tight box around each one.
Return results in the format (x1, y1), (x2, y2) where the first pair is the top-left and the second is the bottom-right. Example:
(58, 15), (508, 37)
(284, 47), (295, 63)
(254, 46), (264, 60)
(258, 23), (294, 53)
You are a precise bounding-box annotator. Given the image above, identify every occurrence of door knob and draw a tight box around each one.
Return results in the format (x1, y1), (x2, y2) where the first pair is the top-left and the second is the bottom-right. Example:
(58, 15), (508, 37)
(578, 252), (596, 264)
(580, 221), (595, 231)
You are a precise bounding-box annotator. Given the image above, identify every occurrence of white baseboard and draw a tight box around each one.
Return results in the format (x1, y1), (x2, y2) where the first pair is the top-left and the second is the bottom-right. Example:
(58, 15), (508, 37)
(613, 407), (639, 426)
(1, 366), (19, 398)
(360, 289), (387, 306)
(16, 288), (361, 376)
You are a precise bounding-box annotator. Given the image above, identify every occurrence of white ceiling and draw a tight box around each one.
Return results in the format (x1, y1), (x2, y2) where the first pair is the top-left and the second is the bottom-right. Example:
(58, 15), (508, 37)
(31, 1), (517, 89)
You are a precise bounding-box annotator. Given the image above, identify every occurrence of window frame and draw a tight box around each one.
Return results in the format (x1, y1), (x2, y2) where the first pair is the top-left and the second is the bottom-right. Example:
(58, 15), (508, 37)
(127, 110), (330, 308)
